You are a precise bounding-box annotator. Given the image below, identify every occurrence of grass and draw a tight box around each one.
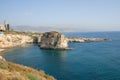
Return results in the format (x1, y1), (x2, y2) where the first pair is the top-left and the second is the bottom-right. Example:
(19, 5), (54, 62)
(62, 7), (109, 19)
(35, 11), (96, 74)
(4, 31), (42, 42)
(27, 74), (38, 80)
(0, 59), (55, 80)
(4, 31), (41, 36)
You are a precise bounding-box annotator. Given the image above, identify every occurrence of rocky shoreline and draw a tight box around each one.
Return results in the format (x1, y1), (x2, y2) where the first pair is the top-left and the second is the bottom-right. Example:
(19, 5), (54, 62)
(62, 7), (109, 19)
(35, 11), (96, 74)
(0, 34), (33, 47)
(38, 31), (108, 50)
(0, 31), (109, 80)
(0, 31), (109, 51)
(67, 37), (108, 43)
(0, 31), (42, 52)
(0, 33), (33, 52)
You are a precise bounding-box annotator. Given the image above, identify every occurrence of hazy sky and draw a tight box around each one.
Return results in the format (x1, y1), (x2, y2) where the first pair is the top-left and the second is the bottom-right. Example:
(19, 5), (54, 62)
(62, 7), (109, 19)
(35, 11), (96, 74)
(0, 0), (120, 31)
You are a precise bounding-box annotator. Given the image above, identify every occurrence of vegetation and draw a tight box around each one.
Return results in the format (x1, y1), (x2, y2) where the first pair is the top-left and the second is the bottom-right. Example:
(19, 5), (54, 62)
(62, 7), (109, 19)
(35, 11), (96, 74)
(4, 30), (41, 36)
(0, 59), (55, 80)
(27, 74), (38, 80)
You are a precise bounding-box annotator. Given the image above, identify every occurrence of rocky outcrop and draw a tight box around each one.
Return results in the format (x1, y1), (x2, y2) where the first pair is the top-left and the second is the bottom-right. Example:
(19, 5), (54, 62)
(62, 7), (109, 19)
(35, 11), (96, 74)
(39, 31), (69, 50)
(39, 31), (109, 50)
(0, 34), (33, 48)
(67, 37), (108, 43)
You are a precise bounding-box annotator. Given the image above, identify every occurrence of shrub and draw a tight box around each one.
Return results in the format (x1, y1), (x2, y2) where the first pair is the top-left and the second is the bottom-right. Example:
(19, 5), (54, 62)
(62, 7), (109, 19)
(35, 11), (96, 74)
(27, 74), (38, 80)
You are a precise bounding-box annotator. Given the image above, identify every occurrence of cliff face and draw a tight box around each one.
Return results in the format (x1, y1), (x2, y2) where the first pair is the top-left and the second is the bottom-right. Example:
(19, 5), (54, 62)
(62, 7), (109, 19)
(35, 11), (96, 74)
(0, 34), (33, 48)
(0, 56), (55, 80)
(39, 31), (69, 50)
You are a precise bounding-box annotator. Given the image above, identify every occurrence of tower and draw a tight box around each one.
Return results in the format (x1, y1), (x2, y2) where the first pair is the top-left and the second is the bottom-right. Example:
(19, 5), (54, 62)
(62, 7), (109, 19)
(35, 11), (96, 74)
(4, 20), (9, 31)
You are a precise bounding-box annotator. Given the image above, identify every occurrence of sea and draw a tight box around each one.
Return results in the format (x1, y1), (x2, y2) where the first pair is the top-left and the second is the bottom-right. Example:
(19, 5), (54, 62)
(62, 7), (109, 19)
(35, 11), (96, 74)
(1, 31), (120, 80)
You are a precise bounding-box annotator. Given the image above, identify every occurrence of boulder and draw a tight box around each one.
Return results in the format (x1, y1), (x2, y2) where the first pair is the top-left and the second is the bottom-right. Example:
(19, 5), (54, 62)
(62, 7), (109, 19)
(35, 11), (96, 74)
(39, 31), (69, 50)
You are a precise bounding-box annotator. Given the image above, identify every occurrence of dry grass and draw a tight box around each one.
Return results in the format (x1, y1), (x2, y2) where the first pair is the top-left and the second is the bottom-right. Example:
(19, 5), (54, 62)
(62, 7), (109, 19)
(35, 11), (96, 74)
(0, 60), (55, 80)
(4, 31), (41, 36)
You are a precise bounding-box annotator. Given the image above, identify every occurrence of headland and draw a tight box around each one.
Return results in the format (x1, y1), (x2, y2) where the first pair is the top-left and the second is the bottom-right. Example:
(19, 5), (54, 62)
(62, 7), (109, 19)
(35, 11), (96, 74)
(0, 31), (108, 52)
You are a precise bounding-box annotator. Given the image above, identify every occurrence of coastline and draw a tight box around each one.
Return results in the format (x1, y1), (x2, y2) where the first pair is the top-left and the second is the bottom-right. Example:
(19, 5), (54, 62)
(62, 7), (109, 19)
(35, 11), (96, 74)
(0, 31), (109, 52)
(0, 31), (111, 80)
(0, 43), (34, 53)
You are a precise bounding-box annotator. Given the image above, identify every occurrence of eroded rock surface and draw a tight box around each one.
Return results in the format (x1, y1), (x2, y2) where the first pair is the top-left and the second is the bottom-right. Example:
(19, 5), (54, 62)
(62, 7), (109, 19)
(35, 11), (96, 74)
(39, 31), (69, 50)
(0, 34), (33, 48)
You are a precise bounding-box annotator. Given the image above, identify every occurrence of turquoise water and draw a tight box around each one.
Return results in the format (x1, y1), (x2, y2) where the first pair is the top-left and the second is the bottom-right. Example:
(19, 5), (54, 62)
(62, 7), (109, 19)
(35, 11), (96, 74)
(1, 31), (120, 80)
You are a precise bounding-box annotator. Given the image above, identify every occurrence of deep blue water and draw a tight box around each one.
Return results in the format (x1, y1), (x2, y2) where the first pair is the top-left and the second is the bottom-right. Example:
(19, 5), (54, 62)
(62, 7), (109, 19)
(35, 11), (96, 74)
(1, 31), (120, 80)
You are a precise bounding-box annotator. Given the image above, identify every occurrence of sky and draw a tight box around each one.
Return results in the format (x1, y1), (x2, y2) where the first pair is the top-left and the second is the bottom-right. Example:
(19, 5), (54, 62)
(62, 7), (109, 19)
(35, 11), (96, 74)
(0, 0), (120, 32)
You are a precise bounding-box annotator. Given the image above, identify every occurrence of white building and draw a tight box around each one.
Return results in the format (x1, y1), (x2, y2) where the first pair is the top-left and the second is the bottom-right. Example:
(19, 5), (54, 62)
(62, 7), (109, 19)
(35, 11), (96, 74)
(0, 20), (9, 31)
(0, 25), (6, 31)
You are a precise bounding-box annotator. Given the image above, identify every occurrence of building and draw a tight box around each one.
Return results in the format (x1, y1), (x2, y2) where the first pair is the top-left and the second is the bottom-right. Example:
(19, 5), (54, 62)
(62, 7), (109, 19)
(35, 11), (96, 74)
(4, 20), (10, 30)
(0, 25), (6, 31)
(0, 20), (10, 31)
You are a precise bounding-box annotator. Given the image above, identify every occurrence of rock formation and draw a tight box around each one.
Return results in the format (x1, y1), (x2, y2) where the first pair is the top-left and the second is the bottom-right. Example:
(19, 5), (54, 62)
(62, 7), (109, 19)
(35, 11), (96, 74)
(39, 31), (69, 50)
(67, 37), (108, 43)
(39, 31), (109, 50)
(0, 31), (108, 51)
(0, 33), (33, 48)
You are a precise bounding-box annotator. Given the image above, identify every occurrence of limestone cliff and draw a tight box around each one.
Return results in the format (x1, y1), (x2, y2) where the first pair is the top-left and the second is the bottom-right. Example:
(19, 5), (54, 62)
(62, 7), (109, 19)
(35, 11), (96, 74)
(0, 33), (33, 48)
(39, 31), (69, 50)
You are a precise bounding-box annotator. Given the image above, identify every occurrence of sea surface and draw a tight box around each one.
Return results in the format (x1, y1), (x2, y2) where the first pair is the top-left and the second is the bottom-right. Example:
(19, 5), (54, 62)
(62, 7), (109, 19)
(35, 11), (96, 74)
(1, 31), (120, 80)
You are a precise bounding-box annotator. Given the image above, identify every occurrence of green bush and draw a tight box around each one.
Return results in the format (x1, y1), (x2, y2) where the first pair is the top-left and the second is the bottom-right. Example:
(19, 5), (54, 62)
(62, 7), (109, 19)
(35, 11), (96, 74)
(27, 74), (38, 80)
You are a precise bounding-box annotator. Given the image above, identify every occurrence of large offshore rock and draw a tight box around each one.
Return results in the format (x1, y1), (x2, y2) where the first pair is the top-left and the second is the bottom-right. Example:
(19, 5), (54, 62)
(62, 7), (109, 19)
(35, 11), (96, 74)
(39, 31), (69, 50)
